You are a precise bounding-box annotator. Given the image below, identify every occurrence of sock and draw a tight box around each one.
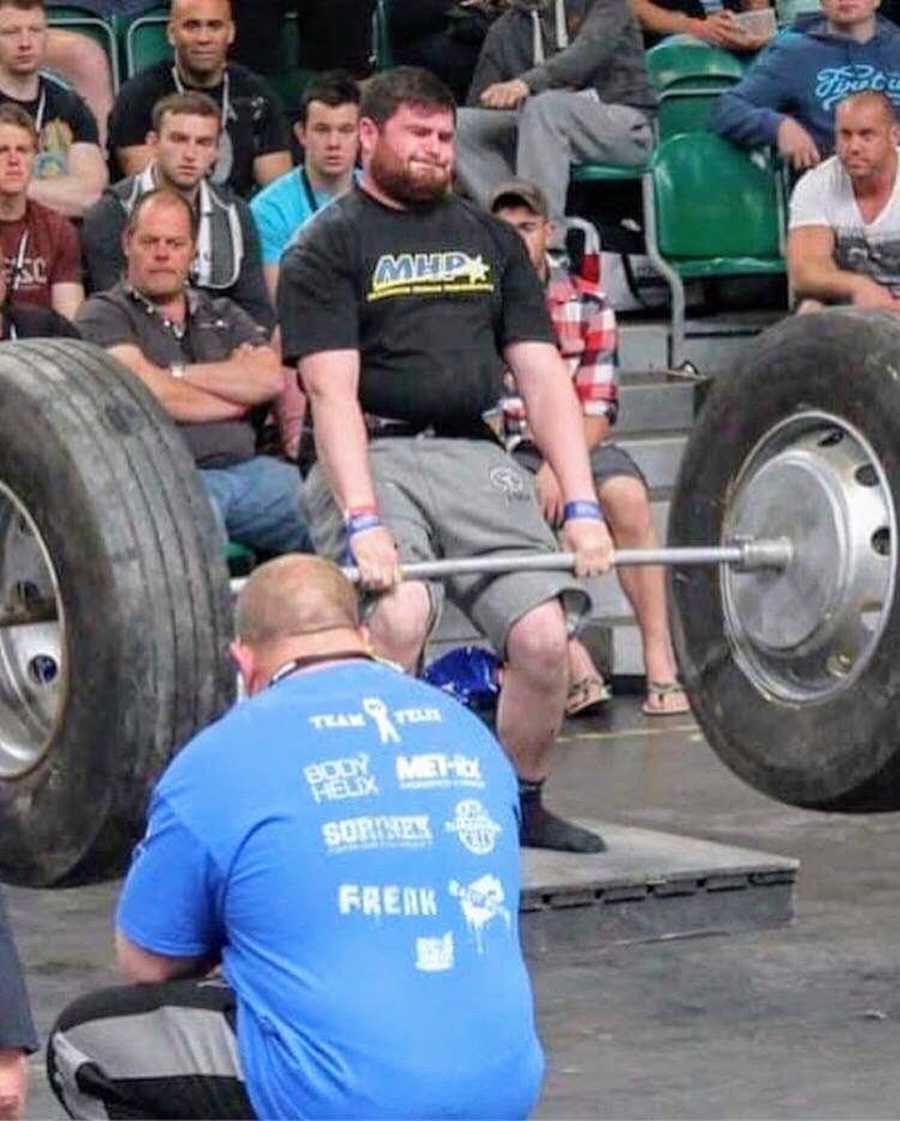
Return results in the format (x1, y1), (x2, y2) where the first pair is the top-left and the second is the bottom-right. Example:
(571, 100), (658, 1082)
(518, 779), (607, 854)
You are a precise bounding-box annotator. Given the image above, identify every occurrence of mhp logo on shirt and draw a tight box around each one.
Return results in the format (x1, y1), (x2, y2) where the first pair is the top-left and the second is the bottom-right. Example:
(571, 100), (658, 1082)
(369, 251), (494, 301)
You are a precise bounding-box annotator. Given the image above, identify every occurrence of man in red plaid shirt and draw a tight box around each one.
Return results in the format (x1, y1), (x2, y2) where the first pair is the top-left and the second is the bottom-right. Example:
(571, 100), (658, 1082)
(491, 178), (688, 717)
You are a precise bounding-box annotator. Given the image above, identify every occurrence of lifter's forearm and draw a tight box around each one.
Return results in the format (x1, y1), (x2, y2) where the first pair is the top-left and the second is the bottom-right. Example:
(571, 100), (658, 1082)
(304, 380), (378, 510)
(530, 389), (598, 500)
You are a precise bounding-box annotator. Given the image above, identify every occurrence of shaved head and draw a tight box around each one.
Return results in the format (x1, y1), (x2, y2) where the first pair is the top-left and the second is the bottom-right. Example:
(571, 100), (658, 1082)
(835, 90), (900, 183)
(171, 0), (232, 20)
(235, 555), (360, 648)
(838, 90), (897, 126)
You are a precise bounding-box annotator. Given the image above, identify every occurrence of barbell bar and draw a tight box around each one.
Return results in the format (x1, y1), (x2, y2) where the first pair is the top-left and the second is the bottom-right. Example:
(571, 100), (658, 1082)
(228, 536), (794, 595)
(0, 538), (795, 628)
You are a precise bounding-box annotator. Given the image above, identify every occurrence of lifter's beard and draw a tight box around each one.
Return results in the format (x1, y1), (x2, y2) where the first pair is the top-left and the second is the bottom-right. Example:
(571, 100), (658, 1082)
(369, 142), (451, 205)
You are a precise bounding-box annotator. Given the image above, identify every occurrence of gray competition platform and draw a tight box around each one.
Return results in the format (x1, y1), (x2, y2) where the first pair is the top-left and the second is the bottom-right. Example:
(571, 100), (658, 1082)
(520, 822), (798, 956)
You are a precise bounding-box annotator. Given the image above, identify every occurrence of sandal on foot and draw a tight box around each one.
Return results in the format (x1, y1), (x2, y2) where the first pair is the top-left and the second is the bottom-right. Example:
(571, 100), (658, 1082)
(566, 674), (612, 717)
(642, 680), (690, 716)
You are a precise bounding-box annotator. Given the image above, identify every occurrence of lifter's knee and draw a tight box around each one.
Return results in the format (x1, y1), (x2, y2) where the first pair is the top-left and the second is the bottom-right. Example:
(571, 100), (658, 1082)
(505, 599), (569, 685)
(368, 582), (432, 671)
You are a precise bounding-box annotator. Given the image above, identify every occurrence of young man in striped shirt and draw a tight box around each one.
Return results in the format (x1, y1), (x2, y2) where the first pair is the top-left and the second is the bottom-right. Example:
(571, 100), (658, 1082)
(491, 178), (688, 717)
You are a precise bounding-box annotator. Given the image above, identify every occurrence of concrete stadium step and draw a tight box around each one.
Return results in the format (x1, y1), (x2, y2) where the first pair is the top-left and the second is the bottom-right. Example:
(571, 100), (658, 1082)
(614, 373), (696, 436)
(618, 309), (785, 375)
(616, 433), (687, 492)
(605, 619), (645, 677)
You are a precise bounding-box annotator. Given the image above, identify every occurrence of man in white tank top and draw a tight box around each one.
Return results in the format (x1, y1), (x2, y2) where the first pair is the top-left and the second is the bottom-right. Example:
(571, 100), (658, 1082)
(788, 90), (900, 312)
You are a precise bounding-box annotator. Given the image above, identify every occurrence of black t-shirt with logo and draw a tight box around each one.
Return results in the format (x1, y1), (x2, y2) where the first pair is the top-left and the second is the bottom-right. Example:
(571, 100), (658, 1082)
(1, 72), (99, 180)
(279, 187), (555, 430)
(108, 61), (289, 198)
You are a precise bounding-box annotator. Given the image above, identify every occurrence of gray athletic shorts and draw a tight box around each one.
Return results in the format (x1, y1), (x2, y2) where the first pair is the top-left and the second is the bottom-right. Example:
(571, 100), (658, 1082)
(305, 436), (592, 655)
(513, 440), (647, 490)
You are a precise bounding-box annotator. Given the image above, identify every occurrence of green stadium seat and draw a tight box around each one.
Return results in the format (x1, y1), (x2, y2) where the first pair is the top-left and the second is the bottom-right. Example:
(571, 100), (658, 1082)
(642, 132), (786, 366)
(371, 0), (395, 70)
(571, 161), (650, 184)
(263, 14), (312, 116)
(225, 539), (255, 577)
(646, 36), (747, 91)
(646, 37), (747, 139)
(124, 5), (169, 76)
(47, 4), (121, 92)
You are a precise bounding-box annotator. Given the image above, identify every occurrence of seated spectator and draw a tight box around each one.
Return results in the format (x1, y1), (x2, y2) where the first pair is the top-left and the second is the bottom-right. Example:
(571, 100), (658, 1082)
(108, 0), (292, 199)
(455, 0), (657, 230)
(0, 886), (38, 1121)
(390, 0), (501, 105)
(0, 103), (83, 320)
(83, 92), (273, 332)
(43, 29), (113, 150)
(788, 91), (900, 311)
(47, 554), (543, 1121)
(0, 0), (106, 218)
(712, 0), (900, 171)
(492, 179), (688, 716)
(77, 189), (310, 556)
(251, 71), (359, 302)
(250, 70), (359, 464)
(631, 0), (773, 50)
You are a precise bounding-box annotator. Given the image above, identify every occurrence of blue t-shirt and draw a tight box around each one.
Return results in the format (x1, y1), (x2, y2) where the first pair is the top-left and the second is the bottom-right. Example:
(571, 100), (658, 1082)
(117, 659), (543, 1121)
(251, 167), (358, 265)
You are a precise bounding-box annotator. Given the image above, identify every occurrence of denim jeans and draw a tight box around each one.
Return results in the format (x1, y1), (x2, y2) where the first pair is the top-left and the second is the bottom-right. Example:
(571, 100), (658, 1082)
(201, 456), (312, 556)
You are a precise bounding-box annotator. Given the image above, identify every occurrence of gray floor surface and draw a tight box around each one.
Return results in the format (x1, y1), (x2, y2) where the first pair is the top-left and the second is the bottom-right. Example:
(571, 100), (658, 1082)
(9, 696), (900, 1120)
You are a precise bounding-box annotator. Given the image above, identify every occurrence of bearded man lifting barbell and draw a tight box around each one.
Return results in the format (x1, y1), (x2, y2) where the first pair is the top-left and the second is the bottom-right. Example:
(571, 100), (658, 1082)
(279, 66), (614, 854)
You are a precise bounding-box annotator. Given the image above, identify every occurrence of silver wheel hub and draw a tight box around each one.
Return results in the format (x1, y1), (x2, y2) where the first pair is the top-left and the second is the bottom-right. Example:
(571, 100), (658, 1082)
(0, 482), (64, 778)
(723, 411), (895, 703)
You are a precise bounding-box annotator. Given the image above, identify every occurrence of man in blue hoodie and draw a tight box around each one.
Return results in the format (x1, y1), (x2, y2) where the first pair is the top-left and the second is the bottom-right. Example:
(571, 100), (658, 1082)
(712, 0), (900, 170)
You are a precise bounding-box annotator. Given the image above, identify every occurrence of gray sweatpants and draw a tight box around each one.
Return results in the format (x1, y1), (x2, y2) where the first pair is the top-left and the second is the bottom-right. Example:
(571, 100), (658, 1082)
(305, 435), (591, 655)
(456, 89), (654, 223)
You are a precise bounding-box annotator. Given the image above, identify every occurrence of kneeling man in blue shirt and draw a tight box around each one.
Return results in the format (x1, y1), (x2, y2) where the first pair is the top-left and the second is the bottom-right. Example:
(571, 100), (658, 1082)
(47, 554), (544, 1121)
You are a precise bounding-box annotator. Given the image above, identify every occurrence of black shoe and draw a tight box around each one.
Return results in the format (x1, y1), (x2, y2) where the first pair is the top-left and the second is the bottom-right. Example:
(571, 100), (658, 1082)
(518, 780), (606, 854)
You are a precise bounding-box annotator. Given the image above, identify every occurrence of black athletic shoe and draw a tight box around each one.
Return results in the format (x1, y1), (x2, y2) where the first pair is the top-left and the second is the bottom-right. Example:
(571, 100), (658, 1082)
(518, 780), (607, 854)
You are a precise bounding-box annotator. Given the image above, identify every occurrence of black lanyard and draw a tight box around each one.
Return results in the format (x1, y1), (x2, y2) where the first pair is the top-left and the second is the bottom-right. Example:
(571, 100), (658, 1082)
(8, 228), (28, 294)
(269, 651), (373, 687)
(299, 168), (320, 216)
